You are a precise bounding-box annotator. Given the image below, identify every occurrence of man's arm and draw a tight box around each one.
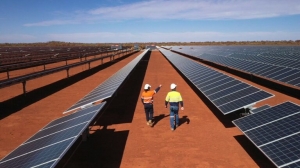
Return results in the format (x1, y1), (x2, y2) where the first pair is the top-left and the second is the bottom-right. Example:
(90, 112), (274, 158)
(179, 93), (184, 110)
(165, 101), (169, 108)
(180, 101), (184, 110)
(154, 84), (162, 93)
(165, 92), (169, 108)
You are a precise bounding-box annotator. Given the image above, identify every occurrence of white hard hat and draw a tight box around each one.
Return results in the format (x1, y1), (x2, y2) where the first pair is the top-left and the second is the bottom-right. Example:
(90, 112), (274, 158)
(144, 84), (151, 89)
(170, 83), (177, 89)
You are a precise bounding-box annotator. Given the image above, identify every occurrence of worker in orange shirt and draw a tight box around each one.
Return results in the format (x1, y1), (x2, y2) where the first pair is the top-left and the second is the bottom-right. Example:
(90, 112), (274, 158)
(141, 84), (162, 126)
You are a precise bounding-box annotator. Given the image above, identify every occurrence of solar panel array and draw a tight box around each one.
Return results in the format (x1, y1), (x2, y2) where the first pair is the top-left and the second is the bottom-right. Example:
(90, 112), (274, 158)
(0, 102), (106, 168)
(169, 46), (300, 88)
(233, 101), (300, 168)
(159, 48), (274, 115)
(64, 49), (149, 113)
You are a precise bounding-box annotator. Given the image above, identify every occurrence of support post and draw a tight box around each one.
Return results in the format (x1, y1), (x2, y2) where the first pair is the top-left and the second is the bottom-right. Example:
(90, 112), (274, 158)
(66, 68), (69, 78)
(22, 81), (26, 95)
(44, 64), (46, 70)
(6, 70), (9, 79)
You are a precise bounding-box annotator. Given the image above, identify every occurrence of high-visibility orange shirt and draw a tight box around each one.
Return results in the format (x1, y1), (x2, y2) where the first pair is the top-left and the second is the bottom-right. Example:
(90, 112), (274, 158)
(141, 90), (156, 103)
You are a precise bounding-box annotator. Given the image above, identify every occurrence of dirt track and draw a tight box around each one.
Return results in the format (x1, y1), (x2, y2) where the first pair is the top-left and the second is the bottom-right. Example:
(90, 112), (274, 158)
(1, 50), (299, 167)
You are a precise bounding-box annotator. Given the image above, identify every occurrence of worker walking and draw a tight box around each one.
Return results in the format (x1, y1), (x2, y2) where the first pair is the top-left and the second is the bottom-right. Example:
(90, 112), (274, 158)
(165, 83), (184, 131)
(141, 84), (162, 126)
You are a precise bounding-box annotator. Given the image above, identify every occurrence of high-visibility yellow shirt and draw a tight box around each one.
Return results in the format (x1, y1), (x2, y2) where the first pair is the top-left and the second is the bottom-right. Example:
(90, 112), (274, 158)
(165, 91), (183, 102)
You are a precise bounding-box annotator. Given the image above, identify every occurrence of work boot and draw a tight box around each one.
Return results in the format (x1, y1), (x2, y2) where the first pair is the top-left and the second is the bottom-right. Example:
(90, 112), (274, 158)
(148, 120), (153, 126)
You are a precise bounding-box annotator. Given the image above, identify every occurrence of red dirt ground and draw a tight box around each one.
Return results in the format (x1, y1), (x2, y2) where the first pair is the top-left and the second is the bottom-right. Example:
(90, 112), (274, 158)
(0, 50), (299, 168)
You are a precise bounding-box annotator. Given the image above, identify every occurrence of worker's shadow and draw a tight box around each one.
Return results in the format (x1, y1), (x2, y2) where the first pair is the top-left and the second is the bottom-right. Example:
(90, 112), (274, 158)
(178, 115), (190, 126)
(152, 114), (169, 127)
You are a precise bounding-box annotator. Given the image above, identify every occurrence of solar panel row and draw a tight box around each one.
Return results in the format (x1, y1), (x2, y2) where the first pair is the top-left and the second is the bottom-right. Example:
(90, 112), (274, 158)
(169, 46), (300, 88)
(0, 102), (106, 168)
(64, 49), (149, 113)
(159, 48), (273, 115)
(233, 101), (300, 167)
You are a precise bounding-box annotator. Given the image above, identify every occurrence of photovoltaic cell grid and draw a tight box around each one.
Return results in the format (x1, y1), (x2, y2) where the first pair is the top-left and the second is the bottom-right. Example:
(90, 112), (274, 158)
(169, 46), (300, 88)
(0, 102), (106, 168)
(232, 101), (300, 168)
(64, 49), (149, 113)
(233, 102), (300, 131)
(159, 48), (273, 115)
(281, 161), (300, 168)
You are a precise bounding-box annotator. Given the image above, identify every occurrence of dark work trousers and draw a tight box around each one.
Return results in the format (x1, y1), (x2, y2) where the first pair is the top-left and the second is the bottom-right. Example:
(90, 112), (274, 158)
(144, 103), (154, 121)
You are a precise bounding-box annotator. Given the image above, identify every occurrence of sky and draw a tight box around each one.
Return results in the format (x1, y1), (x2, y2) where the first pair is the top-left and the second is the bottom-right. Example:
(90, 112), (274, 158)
(0, 0), (300, 43)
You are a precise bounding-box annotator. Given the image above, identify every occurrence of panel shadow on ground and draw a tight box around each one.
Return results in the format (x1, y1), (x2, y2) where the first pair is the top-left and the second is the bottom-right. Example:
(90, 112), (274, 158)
(64, 128), (129, 168)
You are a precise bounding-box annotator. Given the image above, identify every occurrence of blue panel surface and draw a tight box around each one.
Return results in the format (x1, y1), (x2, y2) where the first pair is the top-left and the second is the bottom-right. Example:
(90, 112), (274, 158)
(233, 102), (300, 131)
(245, 113), (300, 146)
(260, 133), (300, 167)
(212, 87), (260, 106)
(160, 48), (273, 115)
(218, 91), (273, 114)
(0, 102), (107, 167)
(0, 138), (74, 168)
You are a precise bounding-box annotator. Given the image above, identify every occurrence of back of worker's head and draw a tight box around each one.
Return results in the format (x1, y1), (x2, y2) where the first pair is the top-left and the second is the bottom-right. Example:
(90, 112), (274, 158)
(144, 84), (151, 91)
(170, 83), (177, 91)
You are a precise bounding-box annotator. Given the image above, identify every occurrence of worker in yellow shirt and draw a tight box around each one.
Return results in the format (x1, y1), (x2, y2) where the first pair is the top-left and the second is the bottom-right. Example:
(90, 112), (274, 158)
(165, 83), (184, 131)
(141, 83), (162, 126)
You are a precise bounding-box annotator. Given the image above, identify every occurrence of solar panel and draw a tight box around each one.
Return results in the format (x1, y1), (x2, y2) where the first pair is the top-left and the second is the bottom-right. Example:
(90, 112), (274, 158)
(159, 48), (273, 115)
(64, 49), (149, 113)
(0, 138), (74, 168)
(44, 108), (100, 129)
(244, 113), (300, 146)
(260, 133), (300, 167)
(212, 87), (260, 106)
(207, 83), (250, 100)
(218, 91), (273, 114)
(26, 119), (90, 143)
(201, 77), (235, 92)
(232, 101), (300, 167)
(2, 123), (87, 161)
(169, 46), (300, 88)
(202, 79), (239, 94)
(233, 102), (300, 132)
(0, 102), (106, 168)
(287, 77), (300, 86)
(281, 161), (300, 168)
